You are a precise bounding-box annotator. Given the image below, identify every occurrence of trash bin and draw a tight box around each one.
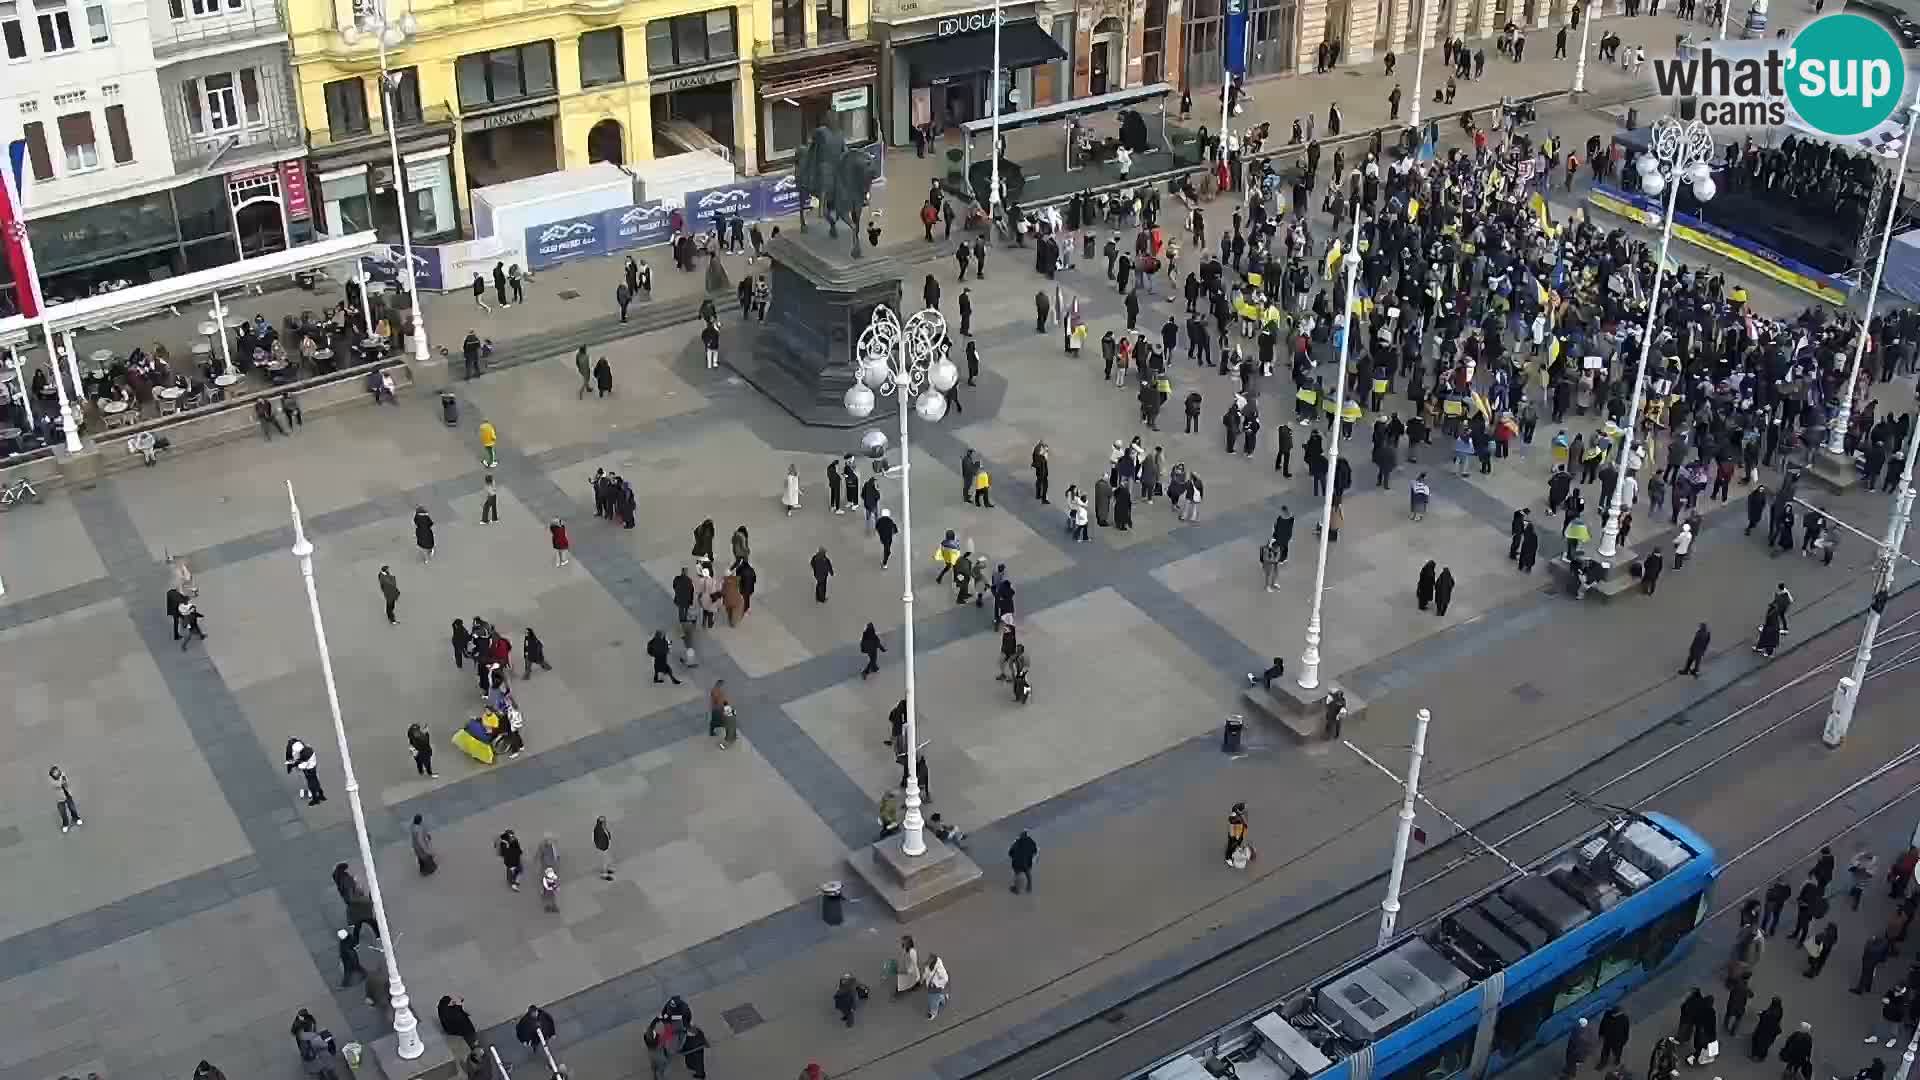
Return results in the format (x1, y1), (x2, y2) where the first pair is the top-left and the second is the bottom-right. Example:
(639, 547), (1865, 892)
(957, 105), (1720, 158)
(440, 391), (459, 427)
(1222, 714), (1245, 753)
(820, 881), (845, 926)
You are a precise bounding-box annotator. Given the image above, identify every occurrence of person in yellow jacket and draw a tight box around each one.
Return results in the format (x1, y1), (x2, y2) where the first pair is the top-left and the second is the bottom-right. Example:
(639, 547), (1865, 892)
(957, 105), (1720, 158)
(479, 419), (498, 469)
(971, 467), (993, 508)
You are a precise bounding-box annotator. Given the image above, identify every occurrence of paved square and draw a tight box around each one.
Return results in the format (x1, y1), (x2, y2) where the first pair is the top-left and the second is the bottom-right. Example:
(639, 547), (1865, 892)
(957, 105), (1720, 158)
(0, 496), (107, 605)
(452, 331), (711, 459)
(0, 598), (250, 940)
(787, 587), (1233, 826)
(367, 733), (845, 1031)
(0, 890), (346, 1080)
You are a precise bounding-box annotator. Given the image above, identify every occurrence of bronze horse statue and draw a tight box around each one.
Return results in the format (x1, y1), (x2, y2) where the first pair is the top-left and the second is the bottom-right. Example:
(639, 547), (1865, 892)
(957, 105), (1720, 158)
(794, 125), (880, 257)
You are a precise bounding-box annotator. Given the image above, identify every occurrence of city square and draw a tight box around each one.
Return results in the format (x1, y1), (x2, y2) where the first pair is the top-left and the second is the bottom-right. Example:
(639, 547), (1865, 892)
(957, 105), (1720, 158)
(7, 9), (1920, 1080)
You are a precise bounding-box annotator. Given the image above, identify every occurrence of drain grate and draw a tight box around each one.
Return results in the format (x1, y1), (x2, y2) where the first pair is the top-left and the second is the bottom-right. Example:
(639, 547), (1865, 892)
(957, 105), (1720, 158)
(721, 1003), (764, 1034)
(557, 289), (582, 301)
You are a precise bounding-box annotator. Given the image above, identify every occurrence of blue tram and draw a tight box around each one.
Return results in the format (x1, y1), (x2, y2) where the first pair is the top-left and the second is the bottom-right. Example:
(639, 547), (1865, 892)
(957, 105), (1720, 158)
(1148, 813), (1718, 1080)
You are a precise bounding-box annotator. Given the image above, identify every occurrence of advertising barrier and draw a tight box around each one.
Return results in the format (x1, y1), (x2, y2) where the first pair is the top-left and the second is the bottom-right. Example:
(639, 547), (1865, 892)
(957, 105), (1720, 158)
(524, 212), (609, 270)
(604, 201), (673, 252)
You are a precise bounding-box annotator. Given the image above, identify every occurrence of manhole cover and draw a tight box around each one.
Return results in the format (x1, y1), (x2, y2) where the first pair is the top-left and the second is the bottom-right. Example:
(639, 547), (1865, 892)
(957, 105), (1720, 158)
(1511, 682), (1545, 703)
(721, 1003), (764, 1034)
(557, 289), (582, 301)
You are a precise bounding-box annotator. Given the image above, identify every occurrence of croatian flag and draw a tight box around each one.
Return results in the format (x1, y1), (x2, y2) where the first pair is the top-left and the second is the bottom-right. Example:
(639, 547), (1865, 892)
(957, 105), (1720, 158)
(0, 139), (43, 319)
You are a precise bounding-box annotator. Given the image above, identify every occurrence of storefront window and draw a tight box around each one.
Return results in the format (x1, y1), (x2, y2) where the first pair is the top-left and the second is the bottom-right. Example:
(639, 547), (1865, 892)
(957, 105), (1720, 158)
(173, 176), (230, 242)
(456, 40), (556, 107)
(580, 28), (625, 86)
(766, 85), (869, 160)
(325, 77), (369, 137)
(320, 170), (372, 235)
(403, 156), (454, 238)
(646, 8), (735, 71)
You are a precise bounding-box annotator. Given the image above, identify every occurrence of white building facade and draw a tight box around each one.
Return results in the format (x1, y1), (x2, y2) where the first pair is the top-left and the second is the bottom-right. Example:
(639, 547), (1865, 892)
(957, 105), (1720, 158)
(0, 0), (310, 312)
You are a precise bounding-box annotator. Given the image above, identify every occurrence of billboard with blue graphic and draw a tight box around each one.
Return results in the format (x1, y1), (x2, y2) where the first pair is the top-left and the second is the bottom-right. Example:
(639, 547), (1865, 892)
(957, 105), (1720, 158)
(603, 201), (673, 252)
(525, 213), (607, 270)
(764, 172), (804, 218)
(684, 182), (764, 229)
(361, 245), (444, 293)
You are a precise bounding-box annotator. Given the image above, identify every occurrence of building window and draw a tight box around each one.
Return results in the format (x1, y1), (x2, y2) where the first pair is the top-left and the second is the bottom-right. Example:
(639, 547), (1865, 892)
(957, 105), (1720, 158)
(1142, 0), (1166, 84)
(815, 0), (846, 42)
(82, 0), (104, 42)
(36, 0), (72, 53)
(772, 0), (802, 46)
(579, 27), (624, 87)
(0, 0), (26, 58)
(646, 9), (734, 72)
(21, 119), (51, 179)
(103, 101), (131, 162)
(386, 66), (422, 124)
(455, 39), (556, 107)
(56, 110), (97, 171)
(169, 0), (243, 16)
(325, 76), (368, 136)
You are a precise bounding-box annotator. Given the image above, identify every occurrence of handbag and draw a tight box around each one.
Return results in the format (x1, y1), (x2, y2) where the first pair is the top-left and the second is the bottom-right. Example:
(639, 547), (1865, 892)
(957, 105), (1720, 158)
(1803, 936), (1823, 959)
(419, 853), (439, 876)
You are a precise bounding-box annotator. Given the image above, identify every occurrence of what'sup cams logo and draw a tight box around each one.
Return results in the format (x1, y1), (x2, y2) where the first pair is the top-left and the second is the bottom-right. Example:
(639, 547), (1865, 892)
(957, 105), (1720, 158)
(1649, 12), (1912, 136)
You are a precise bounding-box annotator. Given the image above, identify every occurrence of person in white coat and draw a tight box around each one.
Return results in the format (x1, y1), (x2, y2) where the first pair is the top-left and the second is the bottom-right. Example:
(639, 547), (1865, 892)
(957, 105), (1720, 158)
(924, 953), (951, 1019)
(782, 465), (802, 517)
(1673, 522), (1694, 570)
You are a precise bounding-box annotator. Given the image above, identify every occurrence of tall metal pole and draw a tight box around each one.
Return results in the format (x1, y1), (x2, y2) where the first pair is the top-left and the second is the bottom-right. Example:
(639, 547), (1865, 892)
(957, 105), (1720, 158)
(1408, 0), (1427, 132)
(1298, 199), (1362, 691)
(1573, 0), (1594, 92)
(287, 482), (425, 1060)
(372, 1), (432, 364)
(1598, 117), (1713, 559)
(1378, 707), (1431, 945)
(987, 0), (1003, 217)
(209, 291), (236, 379)
(894, 331), (927, 857)
(39, 322), (81, 453)
(1826, 103), (1918, 458)
(1823, 373), (1920, 747)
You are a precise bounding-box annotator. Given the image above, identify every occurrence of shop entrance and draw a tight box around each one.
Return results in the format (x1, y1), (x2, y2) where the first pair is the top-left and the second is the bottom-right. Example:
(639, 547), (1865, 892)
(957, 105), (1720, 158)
(462, 116), (559, 190)
(588, 119), (626, 165)
(1090, 17), (1123, 94)
(652, 82), (737, 160)
(234, 198), (289, 259)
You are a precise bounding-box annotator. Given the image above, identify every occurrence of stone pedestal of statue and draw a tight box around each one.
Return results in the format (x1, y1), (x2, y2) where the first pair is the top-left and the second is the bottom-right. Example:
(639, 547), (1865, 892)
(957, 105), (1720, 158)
(731, 227), (903, 428)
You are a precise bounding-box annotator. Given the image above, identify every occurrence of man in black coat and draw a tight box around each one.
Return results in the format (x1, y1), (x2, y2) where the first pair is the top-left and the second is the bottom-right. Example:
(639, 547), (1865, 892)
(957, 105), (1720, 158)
(1641, 547), (1665, 595)
(1680, 622), (1710, 676)
(1008, 829), (1038, 893)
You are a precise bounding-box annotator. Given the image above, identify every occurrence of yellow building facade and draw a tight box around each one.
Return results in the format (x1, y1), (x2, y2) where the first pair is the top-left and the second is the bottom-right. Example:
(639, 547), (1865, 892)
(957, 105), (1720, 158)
(287, 0), (876, 240)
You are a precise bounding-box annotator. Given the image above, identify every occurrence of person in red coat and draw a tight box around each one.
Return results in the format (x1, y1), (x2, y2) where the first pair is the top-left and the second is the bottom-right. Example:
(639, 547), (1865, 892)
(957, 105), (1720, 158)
(550, 517), (570, 567)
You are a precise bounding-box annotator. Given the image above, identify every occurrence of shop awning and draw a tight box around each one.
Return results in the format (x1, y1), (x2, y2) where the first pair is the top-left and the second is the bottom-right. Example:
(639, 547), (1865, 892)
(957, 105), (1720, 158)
(900, 20), (1066, 83)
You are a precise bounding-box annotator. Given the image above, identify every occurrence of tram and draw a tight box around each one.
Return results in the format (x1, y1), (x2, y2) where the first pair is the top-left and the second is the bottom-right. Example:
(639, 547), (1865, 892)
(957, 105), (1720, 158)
(1147, 813), (1717, 1080)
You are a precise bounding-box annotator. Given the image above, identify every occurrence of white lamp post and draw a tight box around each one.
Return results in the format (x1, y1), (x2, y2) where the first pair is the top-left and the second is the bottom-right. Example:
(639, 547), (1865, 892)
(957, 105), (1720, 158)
(1378, 707), (1431, 945)
(38, 324), (82, 453)
(1596, 116), (1715, 559)
(1298, 196), (1362, 692)
(987, 0), (1004, 215)
(1825, 103), (1918, 459)
(342, 0), (432, 365)
(844, 306), (958, 858)
(1408, 0), (1428, 133)
(286, 481), (426, 1060)
(1573, 0), (1594, 92)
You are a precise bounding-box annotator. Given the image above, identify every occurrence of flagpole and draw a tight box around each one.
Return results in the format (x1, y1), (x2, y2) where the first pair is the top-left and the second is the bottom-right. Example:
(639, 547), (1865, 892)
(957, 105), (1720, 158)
(3, 138), (81, 453)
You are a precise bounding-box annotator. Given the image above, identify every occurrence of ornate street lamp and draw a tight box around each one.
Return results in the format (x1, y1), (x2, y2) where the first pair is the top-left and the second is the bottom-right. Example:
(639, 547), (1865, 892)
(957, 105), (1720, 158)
(341, 0), (432, 365)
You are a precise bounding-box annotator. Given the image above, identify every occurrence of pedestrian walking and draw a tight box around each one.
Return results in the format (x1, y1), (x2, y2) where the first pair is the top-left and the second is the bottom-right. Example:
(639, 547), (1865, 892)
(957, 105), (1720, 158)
(1763, 879), (1792, 934)
(286, 736), (326, 805)
(1563, 1017), (1594, 1078)
(496, 828), (524, 890)
(1779, 1021), (1814, 1079)
(297, 1020), (342, 1080)
(479, 419), (498, 468)
(438, 995), (479, 1049)
(411, 814), (436, 874)
(522, 627), (552, 679)
(1261, 538), (1283, 591)
(924, 953), (951, 1019)
(1434, 567), (1456, 616)
(593, 356), (614, 398)
(1009, 828), (1038, 893)
(407, 723), (436, 778)
(451, 619), (470, 669)
(1642, 547), (1665, 594)
(710, 681), (737, 747)
(860, 622), (886, 678)
(811, 546), (834, 602)
(378, 565), (401, 623)
(1680, 622), (1710, 676)
(647, 631), (683, 685)
(177, 595), (208, 647)
(1416, 560), (1436, 610)
(1725, 970), (1752, 1033)
(1674, 522), (1694, 569)
(784, 464), (803, 516)
(1806, 920), (1840, 976)
(550, 517), (570, 567)
(336, 928), (365, 987)
(1749, 998), (1785, 1059)
(1856, 933), (1891, 994)
(1598, 1007), (1630, 1066)
(594, 816), (614, 881)
(48, 765), (81, 832)
(414, 506), (436, 563)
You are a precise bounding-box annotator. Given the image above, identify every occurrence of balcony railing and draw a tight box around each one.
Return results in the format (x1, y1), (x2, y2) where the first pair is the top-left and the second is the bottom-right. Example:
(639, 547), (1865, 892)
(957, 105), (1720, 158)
(151, 1), (288, 59)
(753, 22), (869, 58)
(307, 104), (455, 153)
(169, 123), (306, 174)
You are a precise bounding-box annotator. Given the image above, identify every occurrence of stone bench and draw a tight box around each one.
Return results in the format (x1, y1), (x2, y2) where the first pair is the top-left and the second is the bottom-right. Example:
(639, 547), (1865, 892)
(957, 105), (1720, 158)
(1242, 685), (1342, 743)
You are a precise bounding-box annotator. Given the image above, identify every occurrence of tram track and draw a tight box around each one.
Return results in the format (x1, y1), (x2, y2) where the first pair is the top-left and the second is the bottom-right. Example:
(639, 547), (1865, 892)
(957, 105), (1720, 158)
(954, 601), (1920, 1080)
